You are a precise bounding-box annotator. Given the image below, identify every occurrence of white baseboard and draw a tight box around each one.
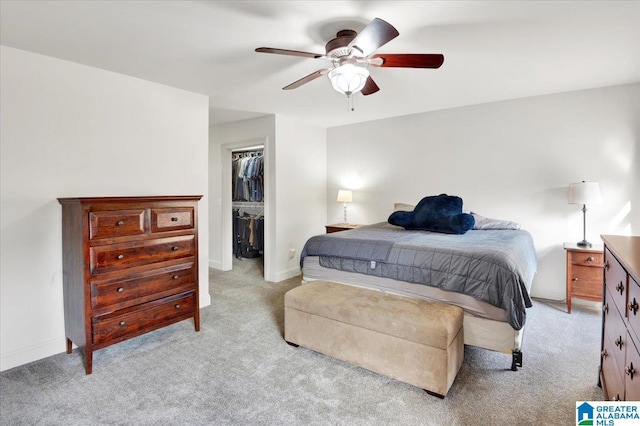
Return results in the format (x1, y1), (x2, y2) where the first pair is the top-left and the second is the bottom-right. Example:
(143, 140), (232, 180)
(529, 288), (565, 302)
(0, 337), (64, 372)
(271, 266), (301, 283)
(208, 259), (224, 270)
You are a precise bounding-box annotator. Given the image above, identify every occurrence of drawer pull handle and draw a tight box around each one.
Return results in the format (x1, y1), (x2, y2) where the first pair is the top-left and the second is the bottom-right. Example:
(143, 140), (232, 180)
(586, 256), (594, 263)
(605, 261), (610, 270)
(626, 362), (635, 380)
(603, 303), (609, 314)
(117, 287), (124, 293)
(629, 298), (639, 315)
(171, 246), (179, 251)
(117, 254), (124, 260)
(616, 281), (624, 295)
(601, 349), (608, 359)
(117, 220), (125, 226)
(615, 336), (624, 349)
(175, 304), (181, 309)
(573, 277), (579, 282)
(171, 217), (179, 222)
(119, 321), (126, 327)
(172, 274), (179, 280)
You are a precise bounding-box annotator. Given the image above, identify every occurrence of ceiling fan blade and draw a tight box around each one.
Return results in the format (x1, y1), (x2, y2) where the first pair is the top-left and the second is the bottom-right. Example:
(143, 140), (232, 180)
(348, 18), (399, 57)
(370, 53), (445, 68)
(255, 47), (324, 59)
(282, 68), (331, 90)
(361, 76), (380, 96)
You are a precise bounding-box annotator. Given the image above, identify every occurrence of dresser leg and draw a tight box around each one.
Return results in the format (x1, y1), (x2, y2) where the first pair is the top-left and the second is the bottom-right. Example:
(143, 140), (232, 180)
(84, 349), (93, 375)
(194, 311), (200, 332)
(66, 338), (72, 354)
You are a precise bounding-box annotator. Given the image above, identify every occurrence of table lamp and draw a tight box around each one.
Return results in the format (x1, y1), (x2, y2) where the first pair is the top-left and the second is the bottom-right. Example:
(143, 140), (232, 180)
(568, 181), (601, 247)
(337, 190), (352, 224)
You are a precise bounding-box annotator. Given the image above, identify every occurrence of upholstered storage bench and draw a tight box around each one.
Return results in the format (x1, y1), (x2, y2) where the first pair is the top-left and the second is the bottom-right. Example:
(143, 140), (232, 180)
(284, 281), (464, 397)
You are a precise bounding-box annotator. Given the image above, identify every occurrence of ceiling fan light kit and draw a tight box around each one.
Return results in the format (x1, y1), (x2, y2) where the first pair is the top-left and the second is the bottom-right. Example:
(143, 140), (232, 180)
(256, 18), (444, 110)
(328, 64), (370, 95)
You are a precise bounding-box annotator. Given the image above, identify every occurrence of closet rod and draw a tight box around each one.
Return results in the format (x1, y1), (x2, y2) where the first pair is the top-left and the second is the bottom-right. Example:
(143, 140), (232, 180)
(232, 145), (264, 154)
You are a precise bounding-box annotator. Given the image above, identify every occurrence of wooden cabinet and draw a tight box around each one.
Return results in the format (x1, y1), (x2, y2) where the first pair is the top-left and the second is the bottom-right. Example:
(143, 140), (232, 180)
(600, 235), (640, 401)
(564, 243), (604, 313)
(325, 223), (362, 234)
(58, 196), (202, 374)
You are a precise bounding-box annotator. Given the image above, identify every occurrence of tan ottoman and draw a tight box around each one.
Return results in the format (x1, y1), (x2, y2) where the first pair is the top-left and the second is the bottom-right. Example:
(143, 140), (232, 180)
(284, 281), (464, 398)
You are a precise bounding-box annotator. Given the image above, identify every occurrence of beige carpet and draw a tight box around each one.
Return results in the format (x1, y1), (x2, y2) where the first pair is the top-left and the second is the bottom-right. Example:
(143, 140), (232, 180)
(0, 256), (603, 425)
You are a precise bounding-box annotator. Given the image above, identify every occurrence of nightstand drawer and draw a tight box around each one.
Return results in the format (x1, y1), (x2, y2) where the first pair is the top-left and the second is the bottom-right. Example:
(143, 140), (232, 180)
(570, 251), (603, 267)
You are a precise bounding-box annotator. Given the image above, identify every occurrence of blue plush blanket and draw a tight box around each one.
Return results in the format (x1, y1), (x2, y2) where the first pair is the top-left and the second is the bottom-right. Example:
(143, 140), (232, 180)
(300, 222), (537, 330)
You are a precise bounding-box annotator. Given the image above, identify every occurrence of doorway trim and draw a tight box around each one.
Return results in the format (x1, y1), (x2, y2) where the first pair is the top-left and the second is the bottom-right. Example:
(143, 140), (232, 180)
(221, 138), (272, 280)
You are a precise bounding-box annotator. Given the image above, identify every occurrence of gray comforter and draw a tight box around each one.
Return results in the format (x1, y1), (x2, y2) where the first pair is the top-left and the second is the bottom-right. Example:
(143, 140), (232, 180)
(300, 222), (537, 330)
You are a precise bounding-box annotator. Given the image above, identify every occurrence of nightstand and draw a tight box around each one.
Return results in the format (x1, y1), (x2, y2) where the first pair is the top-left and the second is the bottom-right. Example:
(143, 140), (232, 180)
(325, 223), (362, 234)
(564, 242), (604, 313)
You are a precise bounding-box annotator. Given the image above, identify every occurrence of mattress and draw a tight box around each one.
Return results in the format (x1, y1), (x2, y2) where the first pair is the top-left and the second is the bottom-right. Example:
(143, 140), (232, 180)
(303, 256), (508, 322)
(300, 222), (537, 330)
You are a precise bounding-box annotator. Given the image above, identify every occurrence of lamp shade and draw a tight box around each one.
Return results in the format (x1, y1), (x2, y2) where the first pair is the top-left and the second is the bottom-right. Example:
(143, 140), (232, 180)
(568, 181), (601, 205)
(328, 64), (369, 95)
(337, 189), (352, 203)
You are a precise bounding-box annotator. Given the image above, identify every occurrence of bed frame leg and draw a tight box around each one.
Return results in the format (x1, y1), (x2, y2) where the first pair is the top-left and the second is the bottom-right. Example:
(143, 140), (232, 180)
(511, 350), (523, 371)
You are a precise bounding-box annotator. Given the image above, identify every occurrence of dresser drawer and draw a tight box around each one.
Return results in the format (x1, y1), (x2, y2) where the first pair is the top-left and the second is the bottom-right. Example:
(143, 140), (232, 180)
(628, 277), (640, 342)
(602, 334), (625, 401)
(151, 207), (194, 233)
(92, 291), (196, 345)
(89, 209), (146, 240)
(604, 289), (628, 379)
(605, 248), (629, 316)
(625, 334), (640, 401)
(90, 235), (195, 275)
(90, 263), (195, 311)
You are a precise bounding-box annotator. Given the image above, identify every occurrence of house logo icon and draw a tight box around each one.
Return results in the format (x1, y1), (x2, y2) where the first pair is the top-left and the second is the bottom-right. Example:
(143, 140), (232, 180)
(577, 402), (594, 425)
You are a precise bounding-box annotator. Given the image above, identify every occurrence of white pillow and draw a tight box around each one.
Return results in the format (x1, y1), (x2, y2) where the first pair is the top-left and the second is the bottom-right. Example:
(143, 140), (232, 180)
(471, 212), (521, 230)
(393, 202), (415, 212)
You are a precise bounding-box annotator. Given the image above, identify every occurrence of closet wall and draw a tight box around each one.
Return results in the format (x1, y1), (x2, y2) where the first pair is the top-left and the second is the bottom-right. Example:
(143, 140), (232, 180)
(232, 148), (264, 260)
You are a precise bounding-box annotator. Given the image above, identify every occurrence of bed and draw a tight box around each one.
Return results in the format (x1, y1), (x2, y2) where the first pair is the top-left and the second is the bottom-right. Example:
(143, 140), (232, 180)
(300, 221), (537, 370)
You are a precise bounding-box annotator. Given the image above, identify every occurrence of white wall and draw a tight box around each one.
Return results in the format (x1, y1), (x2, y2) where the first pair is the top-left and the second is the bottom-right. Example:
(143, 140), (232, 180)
(209, 115), (326, 282)
(0, 46), (210, 371)
(327, 83), (640, 301)
(274, 115), (327, 280)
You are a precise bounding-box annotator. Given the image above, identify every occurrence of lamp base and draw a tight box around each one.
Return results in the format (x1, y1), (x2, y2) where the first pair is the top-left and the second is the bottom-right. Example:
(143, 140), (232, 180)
(576, 240), (592, 248)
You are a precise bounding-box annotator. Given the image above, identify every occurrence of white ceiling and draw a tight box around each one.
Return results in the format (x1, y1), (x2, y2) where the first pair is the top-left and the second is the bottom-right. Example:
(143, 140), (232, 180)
(1, 1), (639, 128)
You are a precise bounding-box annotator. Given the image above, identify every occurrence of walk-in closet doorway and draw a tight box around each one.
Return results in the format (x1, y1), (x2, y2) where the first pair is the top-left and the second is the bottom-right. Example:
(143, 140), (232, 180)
(221, 138), (270, 279)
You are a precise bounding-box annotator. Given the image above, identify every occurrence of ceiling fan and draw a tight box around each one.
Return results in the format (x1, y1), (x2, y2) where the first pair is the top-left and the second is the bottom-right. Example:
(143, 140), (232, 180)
(255, 18), (444, 107)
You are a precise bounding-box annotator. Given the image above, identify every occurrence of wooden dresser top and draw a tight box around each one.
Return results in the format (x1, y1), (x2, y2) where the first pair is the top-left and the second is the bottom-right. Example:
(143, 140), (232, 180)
(601, 235), (640, 282)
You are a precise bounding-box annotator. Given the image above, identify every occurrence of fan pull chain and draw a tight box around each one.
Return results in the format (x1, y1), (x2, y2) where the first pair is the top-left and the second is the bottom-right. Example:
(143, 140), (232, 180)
(347, 93), (355, 112)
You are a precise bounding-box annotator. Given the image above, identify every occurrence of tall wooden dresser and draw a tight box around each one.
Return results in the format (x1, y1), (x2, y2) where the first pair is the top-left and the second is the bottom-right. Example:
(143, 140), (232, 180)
(58, 196), (202, 374)
(600, 235), (640, 401)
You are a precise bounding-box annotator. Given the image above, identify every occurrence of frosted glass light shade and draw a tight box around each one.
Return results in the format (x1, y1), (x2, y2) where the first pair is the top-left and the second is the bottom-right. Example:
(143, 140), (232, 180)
(328, 64), (369, 95)
(337, 190), (352, 203)
(568, 182), (601, 205)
